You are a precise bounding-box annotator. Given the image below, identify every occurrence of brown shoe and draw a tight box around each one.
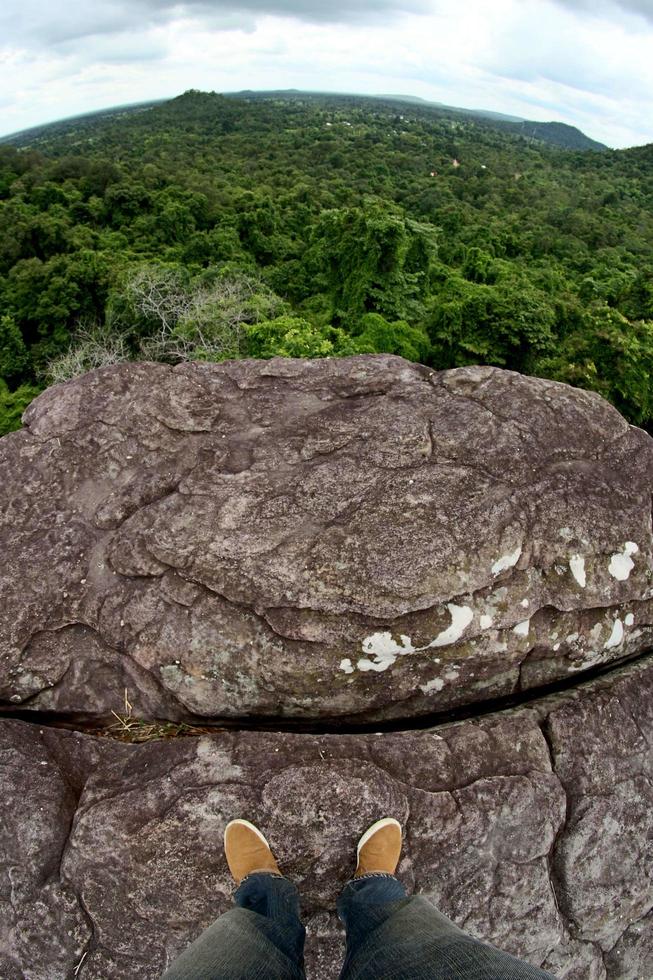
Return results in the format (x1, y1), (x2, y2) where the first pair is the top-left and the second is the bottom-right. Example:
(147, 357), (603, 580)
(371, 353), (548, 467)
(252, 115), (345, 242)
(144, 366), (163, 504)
(354, 817), (402, 877)
(224, 819), (282, 884)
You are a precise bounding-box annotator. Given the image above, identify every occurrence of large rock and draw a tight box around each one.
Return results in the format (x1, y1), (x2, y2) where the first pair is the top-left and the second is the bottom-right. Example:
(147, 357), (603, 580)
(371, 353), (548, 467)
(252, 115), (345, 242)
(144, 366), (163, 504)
(2, 355), (653, 722)
(2, 657), (652, 980)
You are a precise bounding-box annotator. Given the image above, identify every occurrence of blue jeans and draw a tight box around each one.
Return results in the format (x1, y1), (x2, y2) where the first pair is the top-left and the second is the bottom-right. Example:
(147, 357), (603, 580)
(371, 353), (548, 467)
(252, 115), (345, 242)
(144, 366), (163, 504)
(162, 873), (556, 979)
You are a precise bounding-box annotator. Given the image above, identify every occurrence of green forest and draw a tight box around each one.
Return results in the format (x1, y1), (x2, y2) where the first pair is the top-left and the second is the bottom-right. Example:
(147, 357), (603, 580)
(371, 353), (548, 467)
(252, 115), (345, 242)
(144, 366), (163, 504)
(1, 89), (653, 436)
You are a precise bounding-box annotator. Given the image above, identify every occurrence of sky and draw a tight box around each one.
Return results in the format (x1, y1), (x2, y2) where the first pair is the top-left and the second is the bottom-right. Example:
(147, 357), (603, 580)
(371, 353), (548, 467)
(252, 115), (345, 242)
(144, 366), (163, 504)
(1, 0), (653, 148)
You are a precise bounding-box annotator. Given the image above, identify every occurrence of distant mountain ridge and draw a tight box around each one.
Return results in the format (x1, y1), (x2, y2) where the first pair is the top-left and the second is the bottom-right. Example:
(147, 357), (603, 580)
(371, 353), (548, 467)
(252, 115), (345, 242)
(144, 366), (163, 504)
(0, 100), (164, 147)
(2, 85), (653, 443)
(225, 90), (608, 152)
(379, 94), (525, 123)
(1, 89), (607, 152)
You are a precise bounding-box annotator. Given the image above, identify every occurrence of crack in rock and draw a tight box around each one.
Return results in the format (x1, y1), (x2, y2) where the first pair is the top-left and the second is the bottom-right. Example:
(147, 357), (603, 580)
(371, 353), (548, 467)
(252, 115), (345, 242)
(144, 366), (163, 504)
(2, 357), (653, 977)
(1, 657), (652, 979)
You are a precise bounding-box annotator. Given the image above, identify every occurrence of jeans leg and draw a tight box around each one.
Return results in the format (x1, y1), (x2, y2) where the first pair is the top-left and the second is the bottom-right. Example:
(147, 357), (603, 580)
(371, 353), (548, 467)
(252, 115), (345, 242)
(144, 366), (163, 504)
(161, 874), (306, 980)
(337, 875), (557, 980)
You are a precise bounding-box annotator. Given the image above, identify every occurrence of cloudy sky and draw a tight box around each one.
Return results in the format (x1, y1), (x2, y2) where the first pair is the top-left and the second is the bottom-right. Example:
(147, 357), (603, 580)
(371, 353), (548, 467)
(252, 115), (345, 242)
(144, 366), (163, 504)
(1, 0), (652, 148)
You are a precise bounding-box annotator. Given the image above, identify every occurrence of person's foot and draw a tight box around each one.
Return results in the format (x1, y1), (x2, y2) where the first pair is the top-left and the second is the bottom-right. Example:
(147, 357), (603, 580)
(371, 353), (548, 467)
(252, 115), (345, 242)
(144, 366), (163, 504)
(354, 817), (403, 877)
(224, 819), (282, 884)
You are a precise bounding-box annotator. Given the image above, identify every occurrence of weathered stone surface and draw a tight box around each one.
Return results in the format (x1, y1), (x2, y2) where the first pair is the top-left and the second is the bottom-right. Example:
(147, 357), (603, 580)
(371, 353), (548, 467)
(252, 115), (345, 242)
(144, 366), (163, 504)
(604, 910), (653, 979)
(545, 659), (653, 953)
(0, 724), (99, 979)
(1, 658), (652, 979)
(2, 355), (653, 721)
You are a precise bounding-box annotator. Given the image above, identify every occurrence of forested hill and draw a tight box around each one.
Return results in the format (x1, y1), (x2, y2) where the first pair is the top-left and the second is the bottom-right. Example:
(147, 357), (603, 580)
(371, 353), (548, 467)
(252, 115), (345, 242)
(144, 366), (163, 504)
(1, 88), (652, 436)
(1, 89), (606, 152)
(223, 90), (608, 152)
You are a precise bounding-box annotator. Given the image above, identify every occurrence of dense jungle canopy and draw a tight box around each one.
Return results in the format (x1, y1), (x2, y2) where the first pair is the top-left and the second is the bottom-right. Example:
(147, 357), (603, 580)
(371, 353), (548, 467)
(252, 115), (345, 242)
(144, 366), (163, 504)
(1, 89), (653, 435)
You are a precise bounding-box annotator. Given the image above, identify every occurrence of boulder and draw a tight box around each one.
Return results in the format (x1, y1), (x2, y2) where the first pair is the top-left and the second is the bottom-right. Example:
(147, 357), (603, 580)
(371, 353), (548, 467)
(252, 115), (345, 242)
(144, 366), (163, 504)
(2, 355), (653, 722)
(1, 657), (651, 979)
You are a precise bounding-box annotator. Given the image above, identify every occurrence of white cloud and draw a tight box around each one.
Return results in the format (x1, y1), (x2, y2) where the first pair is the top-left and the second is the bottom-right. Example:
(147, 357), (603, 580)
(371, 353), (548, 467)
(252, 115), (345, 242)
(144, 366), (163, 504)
(1, 0), (652, 147)
(1, 0), (429, 48)
(552, 0), (653, 25)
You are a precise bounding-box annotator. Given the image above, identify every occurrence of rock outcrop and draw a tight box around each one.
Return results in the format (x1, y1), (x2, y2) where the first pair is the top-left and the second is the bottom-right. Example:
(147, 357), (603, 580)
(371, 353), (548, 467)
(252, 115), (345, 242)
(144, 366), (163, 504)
(2, 657), (652, 980)
(2, 355), (653, 723)
(2, 356), (653, 978)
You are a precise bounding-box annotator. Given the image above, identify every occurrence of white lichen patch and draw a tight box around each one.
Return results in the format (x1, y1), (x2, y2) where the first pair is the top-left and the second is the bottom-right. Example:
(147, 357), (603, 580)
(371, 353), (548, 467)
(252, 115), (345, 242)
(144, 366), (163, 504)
(569, 555), (586, 588)
(430, 604), (474, 647)
(479, 614), (493, 630)
(420, 677), (444, 694)
(357, 658), (390, 673)
(339, 658), (354, 674)
(491, 546), (522, 576)
(604, 619), (624, 649)
(357, 604), (473, 673)
(625, 613), (635, 627)
(361, 633), (415, 658)
(520, 598), (529, 608)
(512, 620), (530, 637)
(608, 542), (639, 581)
(357, 632), (414, 672)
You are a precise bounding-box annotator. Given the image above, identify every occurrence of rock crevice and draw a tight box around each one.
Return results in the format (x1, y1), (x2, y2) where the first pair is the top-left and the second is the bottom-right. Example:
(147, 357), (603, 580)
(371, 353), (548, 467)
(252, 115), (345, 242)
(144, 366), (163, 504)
(2, 356), (653, 977)
(2, 658), (651, 978)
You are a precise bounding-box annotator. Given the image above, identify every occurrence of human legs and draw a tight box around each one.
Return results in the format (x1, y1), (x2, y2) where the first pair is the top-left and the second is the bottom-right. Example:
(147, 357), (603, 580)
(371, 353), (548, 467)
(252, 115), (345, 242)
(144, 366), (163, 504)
(162, 815), (557, 980)
(161, 822), (306, 980)
(162, 872), (305, 979)
(337, 821), (556, 980)
(337, 876), (557, 979)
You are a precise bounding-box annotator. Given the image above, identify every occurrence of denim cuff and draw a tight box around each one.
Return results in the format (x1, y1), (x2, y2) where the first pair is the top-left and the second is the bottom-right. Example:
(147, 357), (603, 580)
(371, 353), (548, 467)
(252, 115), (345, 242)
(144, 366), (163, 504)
(337, 871), (407, 925)
(347, 872), (398, 883)
(239, 870), (286, 887)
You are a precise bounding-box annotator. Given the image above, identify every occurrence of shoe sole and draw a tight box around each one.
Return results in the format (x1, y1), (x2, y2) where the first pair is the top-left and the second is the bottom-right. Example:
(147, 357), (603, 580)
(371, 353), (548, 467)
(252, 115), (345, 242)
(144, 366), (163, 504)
(224, 818), (271, 850)
(357, 817), (402, 859)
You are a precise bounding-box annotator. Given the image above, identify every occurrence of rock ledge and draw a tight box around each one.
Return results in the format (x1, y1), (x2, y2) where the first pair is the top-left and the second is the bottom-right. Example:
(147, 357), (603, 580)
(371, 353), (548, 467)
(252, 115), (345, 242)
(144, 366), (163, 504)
(2, 355), (653, 722)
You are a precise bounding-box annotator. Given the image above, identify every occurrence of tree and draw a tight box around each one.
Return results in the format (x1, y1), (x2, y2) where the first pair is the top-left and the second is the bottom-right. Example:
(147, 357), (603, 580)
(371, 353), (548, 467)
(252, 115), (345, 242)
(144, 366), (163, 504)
(0, 380), (41, 436)
(353, 312), (430, 362)
(0, 314), (29, 383)
(305, 204), (436, 326)
(44, 322), (130, 385)
(427, 269), (556, 372)
(534, 306), (653, 428)
(121, 264), (193, 336)
(120, 264), (286, 362)
(461, 246), (499, 284)
(103, 182), (151, 226)
(246, 315), (354, 358)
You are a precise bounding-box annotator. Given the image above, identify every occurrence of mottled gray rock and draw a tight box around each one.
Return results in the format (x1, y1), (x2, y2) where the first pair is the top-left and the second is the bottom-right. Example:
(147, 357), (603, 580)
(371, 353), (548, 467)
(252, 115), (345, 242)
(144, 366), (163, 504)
(540, 939), (606, 980)
(2, 355), (653, 722)
(1, 658), (652, 979)
(604, 911), (653, 979)
(0, 724), (97, 979)
(545, 659), (653, 952)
